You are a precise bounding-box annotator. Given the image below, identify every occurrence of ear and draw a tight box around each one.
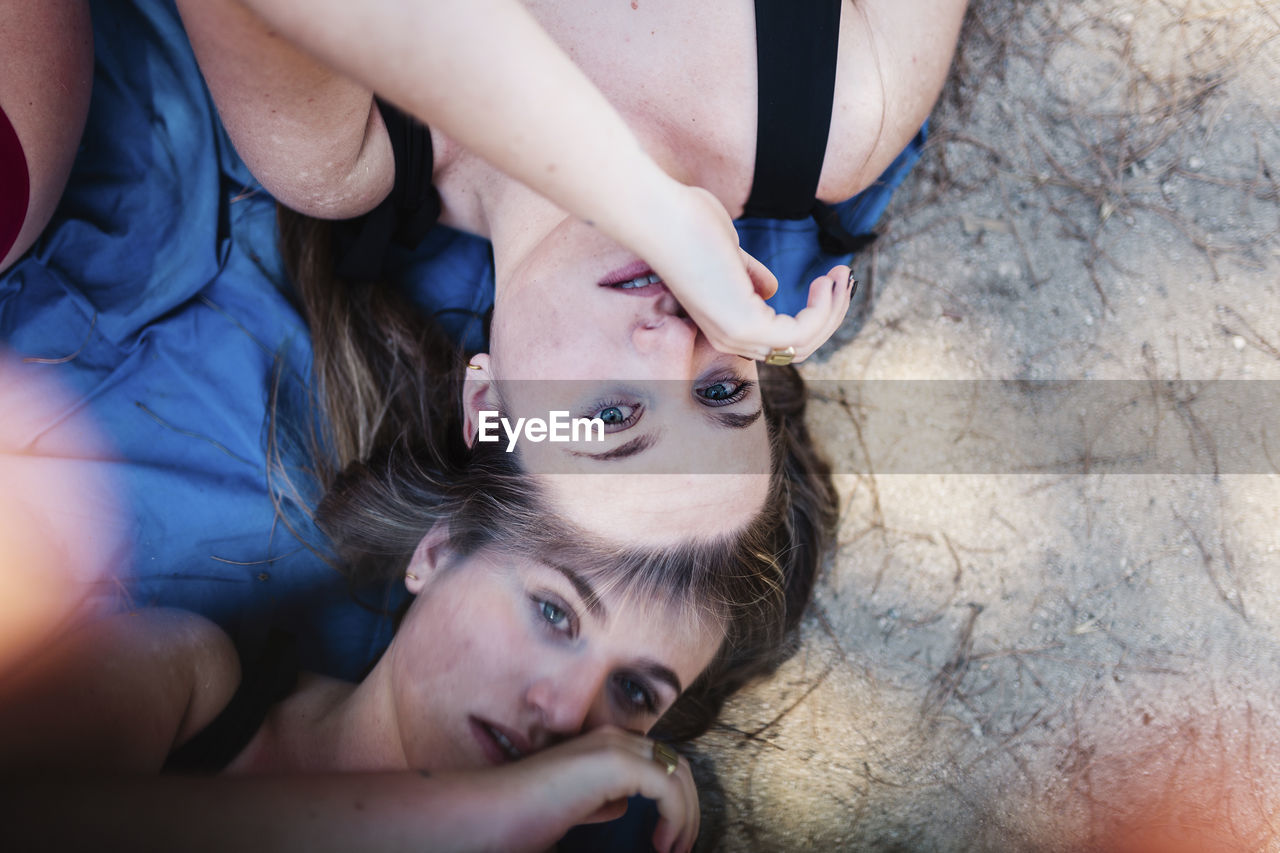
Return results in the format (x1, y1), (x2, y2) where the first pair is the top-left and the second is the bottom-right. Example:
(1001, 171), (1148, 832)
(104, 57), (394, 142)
(405, 522), (452, 595)
(460, 353), (497, 449)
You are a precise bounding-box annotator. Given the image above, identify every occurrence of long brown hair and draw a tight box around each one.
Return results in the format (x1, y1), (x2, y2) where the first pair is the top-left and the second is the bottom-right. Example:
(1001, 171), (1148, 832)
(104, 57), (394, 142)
(276, 206), (837, 740)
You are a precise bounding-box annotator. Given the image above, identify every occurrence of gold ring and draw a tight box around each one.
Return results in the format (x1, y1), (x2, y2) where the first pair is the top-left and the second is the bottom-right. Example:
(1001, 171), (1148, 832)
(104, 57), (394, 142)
(651, 741), (679, 775)
(764, 346), (796, 366)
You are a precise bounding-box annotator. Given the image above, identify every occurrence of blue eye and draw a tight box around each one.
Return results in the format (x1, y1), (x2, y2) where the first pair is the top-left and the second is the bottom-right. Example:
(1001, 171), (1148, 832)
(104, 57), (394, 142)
(696, 378), (751, 406)
(615, 674), (657, 714)
(700, 381), (738, 401)
(534, 597), (577, 638)
(540, 599), (567, 626)
(586, 401), (640, 431)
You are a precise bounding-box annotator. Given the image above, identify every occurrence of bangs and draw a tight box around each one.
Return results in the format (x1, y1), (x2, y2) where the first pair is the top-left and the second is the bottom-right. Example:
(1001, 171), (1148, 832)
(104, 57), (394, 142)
(482, 512), (787, 657)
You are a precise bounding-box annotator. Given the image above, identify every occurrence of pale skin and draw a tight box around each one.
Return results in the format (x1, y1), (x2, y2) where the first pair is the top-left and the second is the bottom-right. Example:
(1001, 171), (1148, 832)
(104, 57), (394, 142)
(171, 0), (967, 544)
(172, 0), (968, 363)
(0, 529), (723, 852)
(0, 0), (93, 273)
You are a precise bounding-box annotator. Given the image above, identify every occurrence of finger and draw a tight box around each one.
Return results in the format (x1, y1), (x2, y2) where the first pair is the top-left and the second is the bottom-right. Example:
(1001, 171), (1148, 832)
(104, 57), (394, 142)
(588, 733), (690, 853)
(742, 247), (778, 300)
(630, 747), (686, 853)
(652, 743), (698, 853)
(699, 299), (779, 360)
(580, 799), (630, 825)
(799, 265), (853, 361)
(674, 757), (700, 853)
(757, 272), (838, 362)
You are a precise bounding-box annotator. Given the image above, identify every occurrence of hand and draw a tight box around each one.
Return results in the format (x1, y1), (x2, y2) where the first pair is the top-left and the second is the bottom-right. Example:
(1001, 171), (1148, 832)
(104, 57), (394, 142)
(644, 186), (854, 364)
(476, 726), (698, 853)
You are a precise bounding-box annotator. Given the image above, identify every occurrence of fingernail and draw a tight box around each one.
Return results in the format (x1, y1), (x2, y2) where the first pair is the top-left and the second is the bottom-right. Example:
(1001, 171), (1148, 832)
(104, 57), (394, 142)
(847, 270), (855, 289)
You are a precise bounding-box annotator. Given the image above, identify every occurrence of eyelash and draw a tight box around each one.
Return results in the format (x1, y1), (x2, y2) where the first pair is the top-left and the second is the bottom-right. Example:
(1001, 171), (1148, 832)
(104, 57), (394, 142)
(531, 595), (660, 717)
(614, 673), (658, 715)
(583, 399), (643, 433)
(580, 378), (753, 431)
(696, 377), (753, 407)
(532, 594), (578, 640)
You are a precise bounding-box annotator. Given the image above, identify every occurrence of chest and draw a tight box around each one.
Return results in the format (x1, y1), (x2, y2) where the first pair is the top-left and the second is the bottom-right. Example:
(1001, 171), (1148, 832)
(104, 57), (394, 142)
(524, 0), (761, 208)
(529, 0), (877, 207)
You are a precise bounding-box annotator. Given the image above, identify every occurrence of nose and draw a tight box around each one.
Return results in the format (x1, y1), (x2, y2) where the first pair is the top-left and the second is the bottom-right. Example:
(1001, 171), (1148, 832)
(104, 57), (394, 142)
(631, 298), (698, 366)
(525, 663), (609, 740)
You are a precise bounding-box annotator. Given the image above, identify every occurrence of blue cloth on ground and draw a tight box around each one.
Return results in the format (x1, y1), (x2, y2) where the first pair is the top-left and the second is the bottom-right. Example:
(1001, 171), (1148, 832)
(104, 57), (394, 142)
(0, 0), (393, 678)
(0, 0), (922, 680)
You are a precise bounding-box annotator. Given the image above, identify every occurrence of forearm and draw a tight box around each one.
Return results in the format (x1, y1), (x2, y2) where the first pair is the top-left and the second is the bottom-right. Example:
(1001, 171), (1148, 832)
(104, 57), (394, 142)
(185, 0), (682, 250)
(4, 773), (510, 853)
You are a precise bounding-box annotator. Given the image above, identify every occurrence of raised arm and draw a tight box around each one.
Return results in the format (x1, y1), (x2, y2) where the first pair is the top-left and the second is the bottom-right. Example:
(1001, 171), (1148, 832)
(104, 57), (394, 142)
(175, 0), (679, 230)
(176, 0), (845, 362)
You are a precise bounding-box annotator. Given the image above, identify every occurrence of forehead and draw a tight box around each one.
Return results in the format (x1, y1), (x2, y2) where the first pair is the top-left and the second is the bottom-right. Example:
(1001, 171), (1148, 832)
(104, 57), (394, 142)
(584, 578), (726, 684)
(495, 546), (727, 671)
(538, 472), (770, 548)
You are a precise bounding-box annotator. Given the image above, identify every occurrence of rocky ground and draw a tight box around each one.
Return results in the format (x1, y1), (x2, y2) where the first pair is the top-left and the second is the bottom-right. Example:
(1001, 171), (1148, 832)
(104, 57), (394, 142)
(697, 2), (1280, 850)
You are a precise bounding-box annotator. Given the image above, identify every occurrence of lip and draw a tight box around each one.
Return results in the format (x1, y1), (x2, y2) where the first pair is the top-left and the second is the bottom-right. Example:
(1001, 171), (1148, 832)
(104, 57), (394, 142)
(468, 716), (531, 765)
(598, 261), (669, 298)
(598, 260), (653, 286)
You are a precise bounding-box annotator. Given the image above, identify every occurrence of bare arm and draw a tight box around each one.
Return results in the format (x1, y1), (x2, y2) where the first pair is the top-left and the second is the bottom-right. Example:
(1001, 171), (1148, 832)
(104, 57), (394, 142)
(176, 0), (848, 361)
(175, 0), (678, 234)
(0, 608), (239, 773)
(173, 0), (393, 219)
(3, 730), (701, 853)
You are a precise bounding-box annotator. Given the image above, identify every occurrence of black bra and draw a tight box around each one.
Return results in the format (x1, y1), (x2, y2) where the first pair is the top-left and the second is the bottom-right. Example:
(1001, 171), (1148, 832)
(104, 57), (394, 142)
(163, 631), (300, 774)
(334, 0), (860, 279)
(743, 0), (868, 254)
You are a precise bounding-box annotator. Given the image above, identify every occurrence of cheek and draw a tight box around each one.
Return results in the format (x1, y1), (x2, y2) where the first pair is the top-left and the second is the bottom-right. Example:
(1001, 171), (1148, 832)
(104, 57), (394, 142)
(406, 585), (539, 693)
(492, 299), (579, 371)
(492, 296), (631, 382)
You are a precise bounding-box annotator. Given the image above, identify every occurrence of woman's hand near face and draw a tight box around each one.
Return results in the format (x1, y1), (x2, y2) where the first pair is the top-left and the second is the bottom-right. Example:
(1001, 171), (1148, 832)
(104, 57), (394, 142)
(472, 726), (697, 853)
(644, 186), (854, 364)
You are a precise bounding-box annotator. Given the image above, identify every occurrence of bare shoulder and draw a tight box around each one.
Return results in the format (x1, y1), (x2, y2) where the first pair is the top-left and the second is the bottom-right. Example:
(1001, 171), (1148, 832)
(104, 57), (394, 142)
(118, 608), (242, 744)
(820, 0), (969, 202)
(0, 608), (240, 772)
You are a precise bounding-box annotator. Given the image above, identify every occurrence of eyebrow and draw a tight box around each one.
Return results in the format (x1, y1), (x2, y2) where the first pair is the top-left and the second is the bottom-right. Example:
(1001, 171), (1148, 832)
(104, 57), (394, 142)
(713, 407), (764, 430)
(567, 431), (660, 462)
(635, 660), (683, 696)
(549, 563), (606, 620)
(544, 566), (685, 696)
(564, 405), (763, 463)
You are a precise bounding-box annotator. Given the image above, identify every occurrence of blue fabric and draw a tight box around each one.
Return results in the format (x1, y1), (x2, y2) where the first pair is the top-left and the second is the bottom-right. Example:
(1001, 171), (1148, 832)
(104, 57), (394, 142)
(739, 122), (928, 316)
(0, 0), (922, 681)
(0, 0), (393, 679)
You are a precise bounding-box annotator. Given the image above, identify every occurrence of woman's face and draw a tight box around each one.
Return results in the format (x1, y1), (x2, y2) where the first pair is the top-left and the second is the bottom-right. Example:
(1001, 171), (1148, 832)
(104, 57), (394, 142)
(389, 535), (723, 773)
(477, 217), (772, 547)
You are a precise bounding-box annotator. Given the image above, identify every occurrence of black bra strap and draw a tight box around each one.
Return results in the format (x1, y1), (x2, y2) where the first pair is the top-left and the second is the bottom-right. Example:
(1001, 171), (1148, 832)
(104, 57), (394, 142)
(332, 101), (441, 280)
(742, 0), (843, 220)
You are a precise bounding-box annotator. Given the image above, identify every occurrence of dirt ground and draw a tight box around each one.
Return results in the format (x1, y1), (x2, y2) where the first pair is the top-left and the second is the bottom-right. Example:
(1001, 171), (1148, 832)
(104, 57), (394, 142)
(694, 1), (1280, 850)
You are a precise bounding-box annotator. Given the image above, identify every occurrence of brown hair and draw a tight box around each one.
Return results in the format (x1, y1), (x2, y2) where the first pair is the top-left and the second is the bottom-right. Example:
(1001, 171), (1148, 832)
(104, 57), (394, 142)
(276, 207), (837, 741)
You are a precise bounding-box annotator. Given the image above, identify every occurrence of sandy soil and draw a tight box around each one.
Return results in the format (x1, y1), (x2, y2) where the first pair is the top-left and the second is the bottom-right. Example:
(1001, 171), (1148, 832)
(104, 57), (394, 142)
(695, 2), (1280, 850)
